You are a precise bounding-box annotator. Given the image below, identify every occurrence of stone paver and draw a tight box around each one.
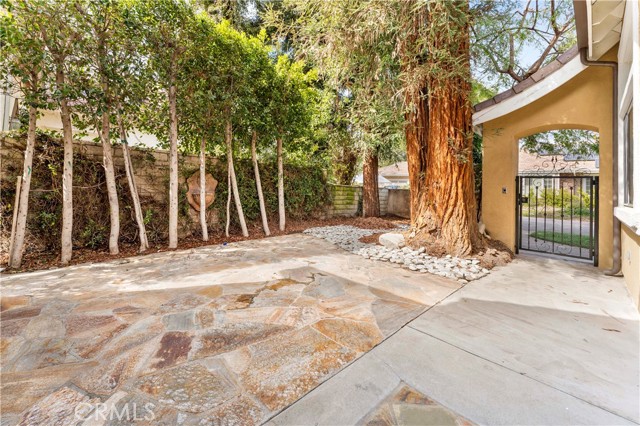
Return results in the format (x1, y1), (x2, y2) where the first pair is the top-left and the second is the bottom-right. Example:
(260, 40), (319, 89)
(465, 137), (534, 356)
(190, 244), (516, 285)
(0, 234), (459, 425)
(357, 384), (474, 426)
(273, 254), (640, 425)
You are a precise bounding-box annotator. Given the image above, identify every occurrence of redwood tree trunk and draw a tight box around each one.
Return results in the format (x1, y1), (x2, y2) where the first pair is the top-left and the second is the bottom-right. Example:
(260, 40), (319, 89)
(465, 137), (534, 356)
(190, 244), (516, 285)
(59, 72), (74, 265)
(362, 149), (380, 217)
(405, 89), (429, 221)
(100, 110), (120, 255)
(168, 76), (179, 249)
(118, 118), (149, 252)
(277, 137), (285, 231)
(404, 0), (482, 256)
(251, 131), (270, 236)
(8, 105), (38, 268)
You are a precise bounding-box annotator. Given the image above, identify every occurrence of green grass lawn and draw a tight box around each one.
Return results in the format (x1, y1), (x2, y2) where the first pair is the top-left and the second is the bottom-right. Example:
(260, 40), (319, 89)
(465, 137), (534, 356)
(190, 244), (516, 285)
(529, 231), (592, 248)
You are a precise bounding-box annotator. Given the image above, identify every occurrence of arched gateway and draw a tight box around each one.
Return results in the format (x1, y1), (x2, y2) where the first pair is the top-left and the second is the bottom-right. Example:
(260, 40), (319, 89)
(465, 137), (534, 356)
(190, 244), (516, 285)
(473, 46), (614, 269)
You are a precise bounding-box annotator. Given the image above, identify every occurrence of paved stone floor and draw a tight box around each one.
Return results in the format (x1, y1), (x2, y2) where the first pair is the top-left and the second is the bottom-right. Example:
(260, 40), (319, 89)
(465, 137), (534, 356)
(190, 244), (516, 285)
(0, 234), (461, 425)
(273, 254), (640, 426)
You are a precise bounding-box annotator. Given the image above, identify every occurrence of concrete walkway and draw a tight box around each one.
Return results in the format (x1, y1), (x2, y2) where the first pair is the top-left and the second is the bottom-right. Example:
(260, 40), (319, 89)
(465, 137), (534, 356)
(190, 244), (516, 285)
(271, 254), (640, 425)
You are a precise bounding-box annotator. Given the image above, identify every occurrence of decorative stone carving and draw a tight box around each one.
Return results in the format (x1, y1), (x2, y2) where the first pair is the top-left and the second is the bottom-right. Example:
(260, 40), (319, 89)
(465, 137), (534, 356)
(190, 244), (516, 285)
(186, 172), (218, 212)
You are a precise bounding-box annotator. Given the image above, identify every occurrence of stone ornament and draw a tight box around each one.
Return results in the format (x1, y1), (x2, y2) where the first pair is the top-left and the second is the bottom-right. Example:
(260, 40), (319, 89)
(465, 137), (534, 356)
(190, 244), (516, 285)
(186, 171), (218, 212)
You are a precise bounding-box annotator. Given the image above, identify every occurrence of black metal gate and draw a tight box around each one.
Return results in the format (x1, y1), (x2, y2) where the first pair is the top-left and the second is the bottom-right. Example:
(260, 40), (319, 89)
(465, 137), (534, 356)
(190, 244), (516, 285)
(515, 175), (598, 265)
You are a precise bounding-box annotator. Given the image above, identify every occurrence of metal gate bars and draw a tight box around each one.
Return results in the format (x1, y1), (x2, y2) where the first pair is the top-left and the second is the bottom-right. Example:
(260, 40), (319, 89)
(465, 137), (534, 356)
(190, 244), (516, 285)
(515, 175), (598, 265)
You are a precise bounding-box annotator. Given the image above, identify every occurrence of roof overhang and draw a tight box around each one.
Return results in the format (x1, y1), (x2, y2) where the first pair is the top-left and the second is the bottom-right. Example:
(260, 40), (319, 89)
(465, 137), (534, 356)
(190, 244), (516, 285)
(473, 49), (586, 126)
(574, 0), (624, 60)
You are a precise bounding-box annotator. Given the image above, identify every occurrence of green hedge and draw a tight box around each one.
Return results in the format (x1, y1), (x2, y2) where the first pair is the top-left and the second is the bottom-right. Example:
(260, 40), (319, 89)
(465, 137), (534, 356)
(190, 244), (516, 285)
(183, 156), (331, 232)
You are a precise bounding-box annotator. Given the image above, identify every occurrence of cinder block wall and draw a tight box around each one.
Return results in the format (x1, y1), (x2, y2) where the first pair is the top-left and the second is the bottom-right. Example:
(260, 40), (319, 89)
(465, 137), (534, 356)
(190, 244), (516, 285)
(327, 185), (395, 217)
(2, 137), (408, 221)
(329, 185), (361, 216)
(0, 137), (204, 202)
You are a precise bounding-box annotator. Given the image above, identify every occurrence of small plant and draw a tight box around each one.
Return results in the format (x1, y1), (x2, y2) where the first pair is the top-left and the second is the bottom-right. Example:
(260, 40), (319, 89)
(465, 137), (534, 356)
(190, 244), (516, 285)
(79, 219), (107, 249)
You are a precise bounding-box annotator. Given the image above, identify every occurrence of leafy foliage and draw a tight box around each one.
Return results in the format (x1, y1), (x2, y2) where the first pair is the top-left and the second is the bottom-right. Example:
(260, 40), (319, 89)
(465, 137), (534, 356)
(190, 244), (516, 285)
(521, 129), (599, 156)
(471, 0), (576, 90)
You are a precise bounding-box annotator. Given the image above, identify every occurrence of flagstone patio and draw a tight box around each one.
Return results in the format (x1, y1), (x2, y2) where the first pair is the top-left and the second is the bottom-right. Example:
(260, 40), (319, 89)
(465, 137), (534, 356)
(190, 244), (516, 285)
(0, 234), (460, 425)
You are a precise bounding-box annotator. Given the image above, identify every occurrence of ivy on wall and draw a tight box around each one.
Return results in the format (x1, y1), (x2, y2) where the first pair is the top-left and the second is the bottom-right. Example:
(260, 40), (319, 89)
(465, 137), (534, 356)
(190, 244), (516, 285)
(1, 133), (330, 253)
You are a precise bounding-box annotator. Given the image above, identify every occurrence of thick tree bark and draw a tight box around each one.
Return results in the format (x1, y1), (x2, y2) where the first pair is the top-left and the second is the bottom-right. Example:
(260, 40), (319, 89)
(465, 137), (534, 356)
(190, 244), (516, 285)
(58, 72), (74, 264)
(8, 105), (38, 268)
(362, 149), (380, 217)
(118, 119), (149, 252)
(226, 118), (248, 237)
(251, 131), (270, 236)
(100, 110), (120, 255)
(168, 75), (179, 249)
(199, 135), (209, 241)
(276, 137), (285, 231)
(404, 0), (483, 257)
(405, 89), (429, 221)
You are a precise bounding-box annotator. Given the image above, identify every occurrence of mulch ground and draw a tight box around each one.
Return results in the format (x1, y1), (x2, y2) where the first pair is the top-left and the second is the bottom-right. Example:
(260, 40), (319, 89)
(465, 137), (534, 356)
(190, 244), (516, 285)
(1, 216), (408, 274)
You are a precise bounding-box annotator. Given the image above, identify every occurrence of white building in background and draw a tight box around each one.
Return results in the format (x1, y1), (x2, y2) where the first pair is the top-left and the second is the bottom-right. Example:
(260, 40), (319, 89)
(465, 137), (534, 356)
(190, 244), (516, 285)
(0, 85), (161, 147)
(378, 162), (409, 187)
(0, 89), (19, 132)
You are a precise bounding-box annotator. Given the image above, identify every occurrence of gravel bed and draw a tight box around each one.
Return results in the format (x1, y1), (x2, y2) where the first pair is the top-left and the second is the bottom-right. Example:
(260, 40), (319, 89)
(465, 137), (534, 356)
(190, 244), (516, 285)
(304, 225), (489, 282)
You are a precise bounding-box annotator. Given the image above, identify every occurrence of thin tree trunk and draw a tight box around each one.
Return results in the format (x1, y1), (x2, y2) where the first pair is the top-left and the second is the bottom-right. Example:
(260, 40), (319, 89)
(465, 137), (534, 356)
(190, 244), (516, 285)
(100, 110), (120, 255)
(404, 0), (483, 256)
(226, 118), (248, 237)
(225, 167), (231, 238)
(8, 105), (37, 268)
(59, 72), (74, 265)
(199, 135), (208, 241)
(362, 149), (380, 217)
(277, 137), (285, 231)
(168, 77), (179, 249)
(118, 117), (148, 252)
(251, 131), (270, 236)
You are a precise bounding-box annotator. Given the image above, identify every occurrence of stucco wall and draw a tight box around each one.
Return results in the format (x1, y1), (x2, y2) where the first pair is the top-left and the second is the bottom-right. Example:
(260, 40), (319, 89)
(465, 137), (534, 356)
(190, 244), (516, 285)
(621, 225), (640, 310)
(481, 64), (614, 269)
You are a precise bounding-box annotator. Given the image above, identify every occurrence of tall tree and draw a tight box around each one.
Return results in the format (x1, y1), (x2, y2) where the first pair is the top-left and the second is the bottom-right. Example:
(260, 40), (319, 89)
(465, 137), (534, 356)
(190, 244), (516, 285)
(179, 13), (224, 241)
(38, 0), (84, 264)
(133, 0), (194, 249)
(269, 0), (483, 255)
(521, 129), (599, 156)
(240, 30), (276, 236)
(74, 0), (123, 255)
(401, 0), (481, 255)
(265, 0), (402, 218)
(271, 56), (316, 231)
(471, 0), (575, 89)
(113, 0), (153, 252)
(1, 0), (50, 268)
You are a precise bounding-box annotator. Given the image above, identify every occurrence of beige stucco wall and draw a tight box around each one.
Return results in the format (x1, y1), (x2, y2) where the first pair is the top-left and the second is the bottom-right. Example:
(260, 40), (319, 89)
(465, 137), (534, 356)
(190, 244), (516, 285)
(481, 64), (614, 269)
(621, 225), (640, 310)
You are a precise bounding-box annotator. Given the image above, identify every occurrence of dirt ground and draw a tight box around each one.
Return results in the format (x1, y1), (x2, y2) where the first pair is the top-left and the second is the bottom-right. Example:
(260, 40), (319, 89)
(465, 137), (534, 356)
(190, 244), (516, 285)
(1, 216), (407, 274)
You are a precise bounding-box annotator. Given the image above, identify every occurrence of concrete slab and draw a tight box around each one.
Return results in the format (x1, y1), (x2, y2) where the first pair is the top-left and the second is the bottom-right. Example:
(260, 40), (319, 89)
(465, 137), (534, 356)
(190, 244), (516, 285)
(410, 254), (640, 423)
(274, 254), (640, 425)
(374, 328), (635, 425)
(270, 352), (401, 425)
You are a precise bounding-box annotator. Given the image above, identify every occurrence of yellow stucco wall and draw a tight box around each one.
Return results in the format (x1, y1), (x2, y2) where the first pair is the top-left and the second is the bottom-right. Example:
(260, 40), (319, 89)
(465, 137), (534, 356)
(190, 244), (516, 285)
(481, 65), (614, 269)
(621, 225), (640, 310)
